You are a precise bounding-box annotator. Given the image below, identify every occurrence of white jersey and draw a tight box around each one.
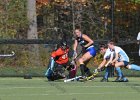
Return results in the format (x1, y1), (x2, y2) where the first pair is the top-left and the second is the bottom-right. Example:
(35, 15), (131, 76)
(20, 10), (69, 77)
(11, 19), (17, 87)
(137, 32), (140, 56)
(113, 46), (129, 62)
(137, 32), (140, 41)
(104, 48), (114, 60)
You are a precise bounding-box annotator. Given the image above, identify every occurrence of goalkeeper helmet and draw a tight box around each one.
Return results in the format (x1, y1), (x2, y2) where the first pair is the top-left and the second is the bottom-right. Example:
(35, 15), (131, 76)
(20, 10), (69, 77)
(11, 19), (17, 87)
(60, 41), (67, 49)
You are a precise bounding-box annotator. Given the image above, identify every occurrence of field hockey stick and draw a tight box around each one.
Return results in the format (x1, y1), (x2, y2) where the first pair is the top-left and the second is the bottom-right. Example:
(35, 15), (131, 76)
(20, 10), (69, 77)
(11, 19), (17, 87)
(80, 71), (99, 82)
(70, 50), (82, 67)
(73, 50), (83, 60)
(64, 50), (82, 72)
(83, 63), (115, 82)
(63, 59), (77, 78)
(64, 76), (82, 82)
(81, 66), (108, 82)
(0, 51), (15, 57)
(63, 51), (83, 82)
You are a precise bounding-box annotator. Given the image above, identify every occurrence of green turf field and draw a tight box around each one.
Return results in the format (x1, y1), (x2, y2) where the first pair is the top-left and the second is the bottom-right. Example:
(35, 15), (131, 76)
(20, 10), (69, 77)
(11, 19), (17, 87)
(0, 77), (140, 100)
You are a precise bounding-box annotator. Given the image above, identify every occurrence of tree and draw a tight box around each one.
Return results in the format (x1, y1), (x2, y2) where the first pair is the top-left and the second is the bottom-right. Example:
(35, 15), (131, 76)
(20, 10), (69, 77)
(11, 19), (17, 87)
(27, 0), (40, 67)
(27, 0), (38, 39)
(0, 0), (27, 39)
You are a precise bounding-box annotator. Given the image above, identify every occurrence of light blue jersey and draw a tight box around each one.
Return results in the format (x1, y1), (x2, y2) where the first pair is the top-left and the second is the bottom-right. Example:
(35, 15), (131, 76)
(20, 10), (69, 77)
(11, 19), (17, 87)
(114, 46), (129, 62)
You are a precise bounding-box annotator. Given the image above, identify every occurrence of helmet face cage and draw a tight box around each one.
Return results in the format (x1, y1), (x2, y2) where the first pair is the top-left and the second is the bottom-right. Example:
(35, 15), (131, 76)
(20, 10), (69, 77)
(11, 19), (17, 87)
(61, 41), (67, 50)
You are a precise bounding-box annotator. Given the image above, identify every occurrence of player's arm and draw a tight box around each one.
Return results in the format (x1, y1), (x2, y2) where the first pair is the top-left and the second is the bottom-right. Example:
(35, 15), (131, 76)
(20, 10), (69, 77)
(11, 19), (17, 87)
(51, 48), (63, 59)
(111, 52), (119, 64)
(93, 59), (107, 74)
(137, 33), (140, 44)
(82, 34), (94, 48)
(137, 41), (140, 44)
(98, 59), (107, 69)
(73, 40), (78, 51)
(137, 39), (140, 45)
(137, 40), (140, 44)
(73, 40), (78, 59)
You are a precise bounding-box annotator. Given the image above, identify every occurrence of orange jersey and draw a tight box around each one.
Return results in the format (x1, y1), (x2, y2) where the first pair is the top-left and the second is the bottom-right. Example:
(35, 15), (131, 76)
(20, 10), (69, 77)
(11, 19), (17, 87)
(51, 47), (69, 64)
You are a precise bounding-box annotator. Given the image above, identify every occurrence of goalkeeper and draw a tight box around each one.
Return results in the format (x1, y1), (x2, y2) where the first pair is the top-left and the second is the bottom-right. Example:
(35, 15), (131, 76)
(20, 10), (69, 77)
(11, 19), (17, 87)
(45, 41), (76, 81)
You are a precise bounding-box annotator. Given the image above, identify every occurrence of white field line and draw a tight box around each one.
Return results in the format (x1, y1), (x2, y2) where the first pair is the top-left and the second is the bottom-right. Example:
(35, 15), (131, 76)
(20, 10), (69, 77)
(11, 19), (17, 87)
(0, 85), (140, 89)
(0, 78), (45, 81)
(0, 92), (138, 97)
(56, 92), (138, 96)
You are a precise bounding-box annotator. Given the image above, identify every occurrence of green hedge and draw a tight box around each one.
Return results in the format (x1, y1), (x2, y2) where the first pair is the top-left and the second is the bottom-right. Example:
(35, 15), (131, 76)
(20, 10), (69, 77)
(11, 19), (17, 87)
(0, 66), (140, 77)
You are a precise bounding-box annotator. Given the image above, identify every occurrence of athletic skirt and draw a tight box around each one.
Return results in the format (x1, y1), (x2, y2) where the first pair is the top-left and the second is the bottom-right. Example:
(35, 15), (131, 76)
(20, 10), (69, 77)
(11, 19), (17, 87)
(86, 45), (96, 57)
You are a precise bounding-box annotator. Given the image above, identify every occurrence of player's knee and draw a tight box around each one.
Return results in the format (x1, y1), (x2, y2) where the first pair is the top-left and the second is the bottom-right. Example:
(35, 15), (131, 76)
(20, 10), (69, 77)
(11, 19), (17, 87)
(78, 58), (83, 64)
(114, 64), (118, 68)
(114, 62), (122, 67)
(126, 65), (131, 69)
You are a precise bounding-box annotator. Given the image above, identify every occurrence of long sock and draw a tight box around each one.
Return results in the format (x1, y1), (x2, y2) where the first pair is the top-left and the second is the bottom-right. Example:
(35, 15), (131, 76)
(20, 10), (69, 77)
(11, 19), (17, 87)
(115, 67), (122, 77)
(80, 64), (85, 76)
(121, 72), (124, 77)
(121, 72), (128, 81)
(104, 67), (110, 79)
(129, 64), (140, 71)
(84, 67), (92, 76)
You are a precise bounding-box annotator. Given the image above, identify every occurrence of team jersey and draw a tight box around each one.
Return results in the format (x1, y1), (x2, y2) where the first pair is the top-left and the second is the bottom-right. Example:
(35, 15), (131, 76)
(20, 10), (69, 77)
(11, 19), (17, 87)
(104, 48), (114, 60)
(113, 46), (129, 62)
(76, 34), (93, 50)
(137, 32), (140, 41)
(51, 47), (69, 64)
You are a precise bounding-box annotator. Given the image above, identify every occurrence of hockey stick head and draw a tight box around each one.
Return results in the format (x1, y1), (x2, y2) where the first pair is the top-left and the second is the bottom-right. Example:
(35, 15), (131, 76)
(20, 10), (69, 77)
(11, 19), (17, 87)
(0, 51), (15, 57)
(11, 51), (15, 56)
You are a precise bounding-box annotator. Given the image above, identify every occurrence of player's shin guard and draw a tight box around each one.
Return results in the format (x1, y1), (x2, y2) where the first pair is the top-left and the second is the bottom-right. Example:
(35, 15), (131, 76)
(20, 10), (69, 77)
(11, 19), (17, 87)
(80, 64), (86, 76)
(115, 67), (123, 77)
(104, 67), (110, 79)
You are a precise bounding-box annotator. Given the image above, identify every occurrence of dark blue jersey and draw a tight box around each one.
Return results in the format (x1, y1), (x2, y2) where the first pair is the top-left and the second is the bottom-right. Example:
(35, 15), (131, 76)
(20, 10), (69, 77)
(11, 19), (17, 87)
(76, 34), (93, 49)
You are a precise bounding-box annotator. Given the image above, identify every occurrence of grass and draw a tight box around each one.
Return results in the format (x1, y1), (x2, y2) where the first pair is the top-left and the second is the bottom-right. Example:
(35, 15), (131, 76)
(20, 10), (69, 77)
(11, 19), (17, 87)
(0, 77), (140, 100)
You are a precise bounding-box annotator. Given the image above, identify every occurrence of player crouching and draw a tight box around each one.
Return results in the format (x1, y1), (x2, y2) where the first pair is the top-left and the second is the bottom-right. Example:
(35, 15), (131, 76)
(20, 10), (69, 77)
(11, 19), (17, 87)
(45, 41), (77, 81)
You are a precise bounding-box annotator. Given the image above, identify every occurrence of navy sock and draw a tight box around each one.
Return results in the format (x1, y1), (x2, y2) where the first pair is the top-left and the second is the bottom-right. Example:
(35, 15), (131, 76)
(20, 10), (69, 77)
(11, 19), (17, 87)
(83, 66), (91, 76)
(80, 64), (85, 76)
(104, 67), (110, 79)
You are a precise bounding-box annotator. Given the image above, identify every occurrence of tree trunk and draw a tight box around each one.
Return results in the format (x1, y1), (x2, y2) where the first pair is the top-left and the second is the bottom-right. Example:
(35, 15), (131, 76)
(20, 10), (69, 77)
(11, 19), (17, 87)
(27, 0), (40, 67)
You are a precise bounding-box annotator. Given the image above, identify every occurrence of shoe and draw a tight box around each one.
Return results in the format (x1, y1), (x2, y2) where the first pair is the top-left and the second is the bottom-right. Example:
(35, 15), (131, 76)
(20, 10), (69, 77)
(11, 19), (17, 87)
(88, 76), (95, 81)
(78, 76), (86, 82)
(79, 75), (95, 82)
(122, 77), (129, 82)
(114, 77), (129, 82)
(79, 76), (86, 80)
(100, 78), (108, 82)
(114, 77), (123, 82)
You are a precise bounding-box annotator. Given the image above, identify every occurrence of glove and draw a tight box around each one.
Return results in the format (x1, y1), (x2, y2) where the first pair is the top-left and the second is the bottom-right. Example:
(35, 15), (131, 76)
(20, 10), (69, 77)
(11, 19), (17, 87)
(105, 63), (112, 67)
(71, 60), (75, 65)
(73, 51), (77, 59)
(101, 67), (105, 71)
(94, 69), (100, 74)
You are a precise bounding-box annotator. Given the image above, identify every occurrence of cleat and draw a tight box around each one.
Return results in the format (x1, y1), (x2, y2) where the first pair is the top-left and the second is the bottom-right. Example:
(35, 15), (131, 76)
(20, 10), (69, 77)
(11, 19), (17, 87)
(88, 76), (95, 81)
(122, 77), (129, 82)
(113, 77), (128, 82)
(114, 77), (123, 82)
(100, 78), (109, 82)
(123, 78), (129, 82)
